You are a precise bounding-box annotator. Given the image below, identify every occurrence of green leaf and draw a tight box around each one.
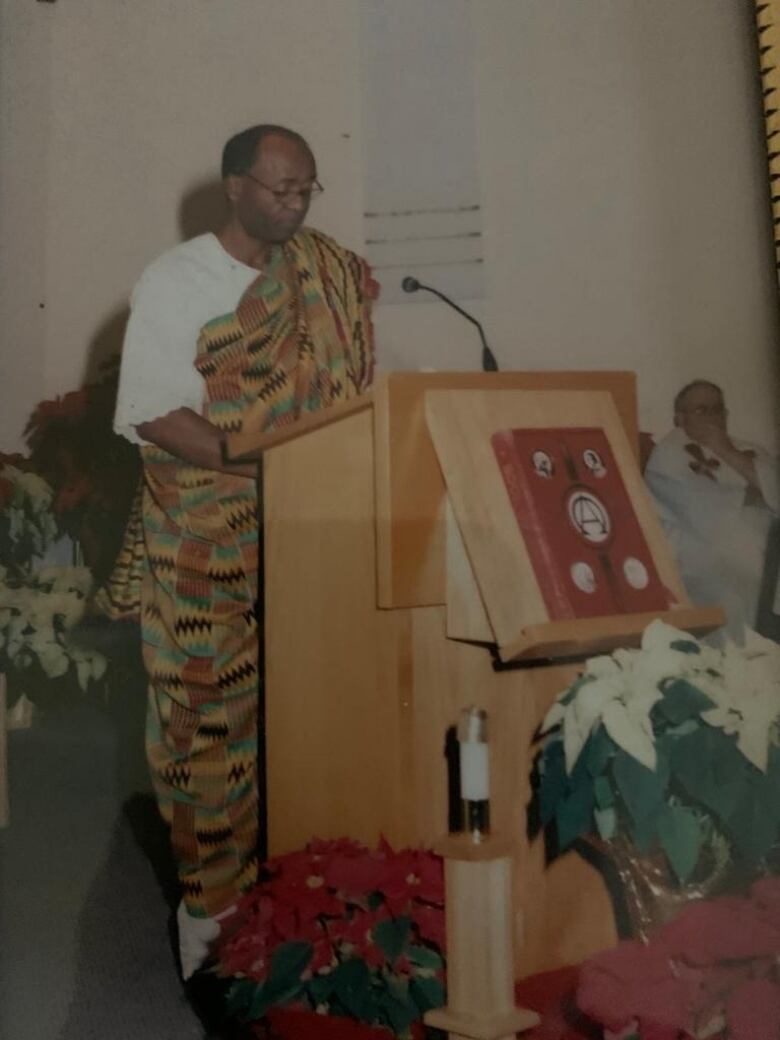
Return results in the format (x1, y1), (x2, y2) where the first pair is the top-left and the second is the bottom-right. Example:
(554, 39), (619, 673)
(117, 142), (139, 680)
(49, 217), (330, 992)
(308, 973), (336, 1005)
(226, 978), (259, 1016)
(379, 977), (420, 1034)
(249, 982), (271, 1020)
(408, 944), (443, 972)
(410, 974), (446, 1012)
(248, 972), (305, 1019)
(262, 941), (313, 1002)
(712, 734), (754, 788)
(657, 803), (704, 883)
(374, 916), (411, 964)
(385, 974), (410, 1002)
(768, 746), (780, 825)
(613, 750), (666, 823)
(538, 742), (567, 826)
(670, 639), (701, 655)
(593, 775), (614, 809)
(658, 679), (714, 725)
(378, 994), (416, 1034)
(571, 734), (597, 786)
(630, 807), (661, 854)
(555, 779), (595, 850)
(331, 958), (376, 1023)
(595, 807), (616, 840)
(724, 773), (779, 863)
(585, 726), (614, 778)
(667, 719), (699, 738)
(671, 728), (747, 824)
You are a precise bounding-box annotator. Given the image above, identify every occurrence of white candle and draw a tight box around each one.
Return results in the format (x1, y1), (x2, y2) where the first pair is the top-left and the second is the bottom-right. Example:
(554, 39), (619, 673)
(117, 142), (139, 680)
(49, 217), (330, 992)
(458, 707), (489, 802)
(460, 741), (489, 801)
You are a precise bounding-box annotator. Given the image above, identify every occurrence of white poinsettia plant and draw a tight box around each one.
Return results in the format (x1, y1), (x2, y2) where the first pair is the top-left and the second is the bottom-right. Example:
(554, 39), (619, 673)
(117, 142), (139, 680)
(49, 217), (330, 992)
(533, 620), (780, 886)
(0, 463), (59, 569)
(0, 565), (107, 689)
(0, 462), (106, 692)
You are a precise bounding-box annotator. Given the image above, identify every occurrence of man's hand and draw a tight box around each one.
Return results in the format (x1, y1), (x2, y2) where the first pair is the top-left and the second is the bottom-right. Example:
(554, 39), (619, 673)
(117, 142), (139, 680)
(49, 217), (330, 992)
(689, 420), (734, 458)
(689, 420), (761, 495)
(136, 408), (258, 478)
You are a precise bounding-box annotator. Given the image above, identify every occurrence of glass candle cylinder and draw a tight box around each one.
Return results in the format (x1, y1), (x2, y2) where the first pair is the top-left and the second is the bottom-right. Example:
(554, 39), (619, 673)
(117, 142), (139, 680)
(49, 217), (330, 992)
(457, 706), (490, 841)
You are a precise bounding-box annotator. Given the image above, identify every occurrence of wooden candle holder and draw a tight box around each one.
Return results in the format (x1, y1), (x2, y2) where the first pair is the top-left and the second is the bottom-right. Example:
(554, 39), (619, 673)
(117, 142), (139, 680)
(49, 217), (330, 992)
(424, 834), (540, 1040)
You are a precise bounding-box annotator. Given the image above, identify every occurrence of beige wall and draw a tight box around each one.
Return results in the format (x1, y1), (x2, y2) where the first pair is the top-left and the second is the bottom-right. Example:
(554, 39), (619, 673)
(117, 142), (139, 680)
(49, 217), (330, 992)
(0, 0), (51, 450)
(1, 0), (777, 451)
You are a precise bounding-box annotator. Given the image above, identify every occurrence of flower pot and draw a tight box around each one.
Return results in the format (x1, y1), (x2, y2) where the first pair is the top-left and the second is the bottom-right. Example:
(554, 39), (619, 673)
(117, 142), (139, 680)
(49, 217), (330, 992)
(262, 1008), (426, 1040)
(583, 834), (732, 942)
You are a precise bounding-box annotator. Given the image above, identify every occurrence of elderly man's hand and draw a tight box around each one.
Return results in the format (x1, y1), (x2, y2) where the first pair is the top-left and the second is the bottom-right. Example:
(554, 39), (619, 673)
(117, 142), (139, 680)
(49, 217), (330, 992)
(688, 419), (734, 457)
(690, 421), (762, 495)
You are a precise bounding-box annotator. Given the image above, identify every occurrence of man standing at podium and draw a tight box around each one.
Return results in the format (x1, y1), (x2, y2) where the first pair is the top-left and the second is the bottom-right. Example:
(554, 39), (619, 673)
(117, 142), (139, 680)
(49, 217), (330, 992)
(109, 124), (376, 977)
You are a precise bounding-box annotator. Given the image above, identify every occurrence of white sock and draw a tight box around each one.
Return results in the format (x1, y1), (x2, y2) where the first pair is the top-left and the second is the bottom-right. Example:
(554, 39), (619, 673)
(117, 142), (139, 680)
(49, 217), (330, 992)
(176, 901), (221, 981)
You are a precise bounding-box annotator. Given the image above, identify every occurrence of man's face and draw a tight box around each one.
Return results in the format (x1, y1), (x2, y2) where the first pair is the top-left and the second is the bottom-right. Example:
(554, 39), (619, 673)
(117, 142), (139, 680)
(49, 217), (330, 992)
(230, 134), (317, 245)
(674, 384), (728, 442)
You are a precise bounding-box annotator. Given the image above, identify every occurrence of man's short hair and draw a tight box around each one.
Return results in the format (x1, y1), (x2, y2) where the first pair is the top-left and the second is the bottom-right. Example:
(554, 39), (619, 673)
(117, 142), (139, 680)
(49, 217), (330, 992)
(221, 125), (314, 179)
(673, 380), (724, 414)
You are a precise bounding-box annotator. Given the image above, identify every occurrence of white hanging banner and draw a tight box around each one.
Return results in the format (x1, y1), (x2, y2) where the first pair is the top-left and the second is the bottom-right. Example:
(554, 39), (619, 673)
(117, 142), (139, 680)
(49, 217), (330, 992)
(359, 0), (484, 304)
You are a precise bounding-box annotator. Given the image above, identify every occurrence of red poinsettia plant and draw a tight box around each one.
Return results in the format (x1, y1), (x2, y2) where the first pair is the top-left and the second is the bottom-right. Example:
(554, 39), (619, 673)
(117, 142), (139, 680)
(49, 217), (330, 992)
(576, 875), (780, 1040)
(22, 362), (141, 585)
(216, 837), (446, 1038)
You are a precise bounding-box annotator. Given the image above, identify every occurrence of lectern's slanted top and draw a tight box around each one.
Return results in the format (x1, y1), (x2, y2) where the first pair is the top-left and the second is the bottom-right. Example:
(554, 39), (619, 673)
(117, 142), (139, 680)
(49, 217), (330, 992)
(425, 388), (723, 661)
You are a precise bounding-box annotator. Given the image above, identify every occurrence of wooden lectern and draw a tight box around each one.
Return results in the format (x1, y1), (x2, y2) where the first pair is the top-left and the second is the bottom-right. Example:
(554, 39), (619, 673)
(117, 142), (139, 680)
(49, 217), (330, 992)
(227, 372), (722, 978)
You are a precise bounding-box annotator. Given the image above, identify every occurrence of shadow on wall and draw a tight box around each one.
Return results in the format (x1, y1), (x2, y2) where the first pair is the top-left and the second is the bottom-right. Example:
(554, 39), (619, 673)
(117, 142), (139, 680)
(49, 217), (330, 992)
(82, 305), (130, 387)
(18, 179), (229, 586)
(178, 177), (226, 241)
(83, 178), (226, 386)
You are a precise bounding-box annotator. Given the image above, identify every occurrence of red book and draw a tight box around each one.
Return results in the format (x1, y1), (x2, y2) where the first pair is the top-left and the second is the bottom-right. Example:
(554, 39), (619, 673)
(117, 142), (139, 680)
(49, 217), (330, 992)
(491, 427), (671, 620)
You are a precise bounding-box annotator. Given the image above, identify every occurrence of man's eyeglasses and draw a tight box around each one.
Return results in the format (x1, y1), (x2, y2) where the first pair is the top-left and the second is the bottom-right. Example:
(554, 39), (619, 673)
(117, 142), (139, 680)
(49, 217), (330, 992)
(681, 404), (727, 418)
(242, 171), (324, 205)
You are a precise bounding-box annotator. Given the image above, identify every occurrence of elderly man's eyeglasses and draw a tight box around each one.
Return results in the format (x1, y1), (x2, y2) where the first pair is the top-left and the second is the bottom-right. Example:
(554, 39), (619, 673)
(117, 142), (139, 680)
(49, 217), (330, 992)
(681, 403), (727, 418)
(242, 171), (324, 205)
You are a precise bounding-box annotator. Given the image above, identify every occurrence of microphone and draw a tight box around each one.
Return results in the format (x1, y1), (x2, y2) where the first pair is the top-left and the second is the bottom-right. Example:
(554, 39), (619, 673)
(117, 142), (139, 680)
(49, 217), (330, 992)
(401, 276), (499, 372)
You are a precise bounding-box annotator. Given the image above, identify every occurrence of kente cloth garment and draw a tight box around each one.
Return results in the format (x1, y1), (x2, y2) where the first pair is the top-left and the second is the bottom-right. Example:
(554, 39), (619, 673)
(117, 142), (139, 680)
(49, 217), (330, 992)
(645, 427), (779, 641)
(113, 228), (376, 917)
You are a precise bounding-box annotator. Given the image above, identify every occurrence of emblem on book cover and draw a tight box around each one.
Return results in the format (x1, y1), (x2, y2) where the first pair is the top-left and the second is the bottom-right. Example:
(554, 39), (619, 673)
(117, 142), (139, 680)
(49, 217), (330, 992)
(582, 448), (607, 477)
(531, 450), (555, 478)
(566, 490), (611, 545)
(570, 561), (597, 594)
(623, 556), (649, 590)
(490, 427), (670, 620)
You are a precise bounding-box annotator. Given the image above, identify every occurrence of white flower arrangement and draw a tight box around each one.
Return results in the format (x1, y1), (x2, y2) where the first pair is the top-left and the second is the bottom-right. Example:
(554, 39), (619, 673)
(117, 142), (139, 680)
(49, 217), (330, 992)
(0, 463), (107, 693)
(698, 631), (780, 773)
(542, 620), (780, 775)
(0, 564), (107, 690)
(0, 463), (58, 563)
(534, 620), (780, 883)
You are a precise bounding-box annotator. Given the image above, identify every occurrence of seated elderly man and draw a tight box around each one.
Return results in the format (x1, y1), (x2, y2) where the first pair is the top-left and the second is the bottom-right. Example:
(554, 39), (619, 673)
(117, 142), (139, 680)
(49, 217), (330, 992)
(645, 380), (779, 639)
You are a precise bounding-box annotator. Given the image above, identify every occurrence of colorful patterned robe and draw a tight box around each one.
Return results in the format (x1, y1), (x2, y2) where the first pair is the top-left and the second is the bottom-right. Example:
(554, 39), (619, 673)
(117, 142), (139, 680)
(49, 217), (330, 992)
(108, 228), (375, 915)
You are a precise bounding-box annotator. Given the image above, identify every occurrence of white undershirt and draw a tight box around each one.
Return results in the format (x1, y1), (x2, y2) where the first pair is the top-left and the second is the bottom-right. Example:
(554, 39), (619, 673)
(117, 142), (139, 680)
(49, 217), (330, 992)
(113, 233), (260, 445)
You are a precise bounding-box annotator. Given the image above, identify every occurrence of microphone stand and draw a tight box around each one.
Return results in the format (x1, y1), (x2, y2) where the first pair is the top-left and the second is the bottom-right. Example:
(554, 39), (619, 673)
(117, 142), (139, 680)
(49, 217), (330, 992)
(402, 277), (499, 372)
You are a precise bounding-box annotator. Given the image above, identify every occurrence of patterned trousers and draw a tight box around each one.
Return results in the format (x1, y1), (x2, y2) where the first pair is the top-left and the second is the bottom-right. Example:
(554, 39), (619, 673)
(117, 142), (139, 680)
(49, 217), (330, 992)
(144, 609), (260, 918)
